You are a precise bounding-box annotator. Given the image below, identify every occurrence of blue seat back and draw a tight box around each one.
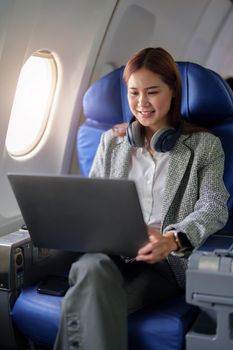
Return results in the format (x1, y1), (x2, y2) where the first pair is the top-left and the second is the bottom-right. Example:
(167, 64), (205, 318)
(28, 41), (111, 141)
(77, 67), (132, 176)
(177, 62), (233, 215)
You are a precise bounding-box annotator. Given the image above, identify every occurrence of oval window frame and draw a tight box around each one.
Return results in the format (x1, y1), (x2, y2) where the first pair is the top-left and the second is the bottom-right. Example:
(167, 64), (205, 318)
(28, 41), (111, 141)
(5, 50), (58, 157)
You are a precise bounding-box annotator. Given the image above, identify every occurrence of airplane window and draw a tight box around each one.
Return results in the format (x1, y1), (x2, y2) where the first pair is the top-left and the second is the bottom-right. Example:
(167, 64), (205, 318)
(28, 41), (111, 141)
(5, 51), (57, 157)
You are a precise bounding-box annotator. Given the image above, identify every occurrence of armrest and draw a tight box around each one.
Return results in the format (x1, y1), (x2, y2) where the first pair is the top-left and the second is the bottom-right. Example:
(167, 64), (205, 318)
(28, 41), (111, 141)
(185, 221), (233, 349)
(197, 234), (233, 252)
(186, 229), (233, 308)
(197, 216), (233, 252)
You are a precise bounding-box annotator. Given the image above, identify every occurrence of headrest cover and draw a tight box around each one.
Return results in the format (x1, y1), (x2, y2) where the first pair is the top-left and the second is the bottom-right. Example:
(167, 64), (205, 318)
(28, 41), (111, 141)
(177, 62), (233, 125)
(83, 67), (123, 125)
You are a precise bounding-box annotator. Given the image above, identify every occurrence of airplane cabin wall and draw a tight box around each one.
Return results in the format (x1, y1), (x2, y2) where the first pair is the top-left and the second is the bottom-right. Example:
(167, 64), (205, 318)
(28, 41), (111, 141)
(0, 0), (117, 236)
(91, 0), (211, 80)
(205, 5), (233, 78)
(91, 0), (233, 79)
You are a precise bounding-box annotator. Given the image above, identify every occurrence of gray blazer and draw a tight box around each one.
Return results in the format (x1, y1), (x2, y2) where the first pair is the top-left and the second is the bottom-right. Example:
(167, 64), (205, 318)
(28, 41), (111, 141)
(89, 130), (229, 287)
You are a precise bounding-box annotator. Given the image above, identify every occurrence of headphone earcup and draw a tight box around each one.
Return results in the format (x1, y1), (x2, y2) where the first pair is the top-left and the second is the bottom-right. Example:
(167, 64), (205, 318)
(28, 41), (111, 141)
(150, 127), (181, 152)
(127, 121), (144, 147)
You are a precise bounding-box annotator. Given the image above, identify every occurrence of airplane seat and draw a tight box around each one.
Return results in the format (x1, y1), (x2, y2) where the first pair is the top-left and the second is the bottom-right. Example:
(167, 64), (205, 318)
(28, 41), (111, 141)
(77, 66), (132, 176)
(11, 63), (233, 350)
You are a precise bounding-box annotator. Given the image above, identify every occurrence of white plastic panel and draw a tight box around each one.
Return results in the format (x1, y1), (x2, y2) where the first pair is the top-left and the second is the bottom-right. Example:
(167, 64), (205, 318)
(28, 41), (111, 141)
(183, 0), (232, 66)
(205, 6), (233, 77)
(92, 0), (214, 80)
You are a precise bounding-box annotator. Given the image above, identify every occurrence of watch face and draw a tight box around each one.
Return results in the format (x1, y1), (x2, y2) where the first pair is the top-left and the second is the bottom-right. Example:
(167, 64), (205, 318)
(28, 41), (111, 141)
(178, 232), (193, 249)
(177, 232), (185, 247)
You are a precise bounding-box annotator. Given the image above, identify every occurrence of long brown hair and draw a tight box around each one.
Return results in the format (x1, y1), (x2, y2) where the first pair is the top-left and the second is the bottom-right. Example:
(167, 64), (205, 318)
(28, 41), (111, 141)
(123, 47), (207, 134)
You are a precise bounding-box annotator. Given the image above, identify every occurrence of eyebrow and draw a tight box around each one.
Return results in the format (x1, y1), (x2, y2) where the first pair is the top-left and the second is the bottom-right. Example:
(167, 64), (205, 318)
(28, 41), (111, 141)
(128, 85), (160, 90)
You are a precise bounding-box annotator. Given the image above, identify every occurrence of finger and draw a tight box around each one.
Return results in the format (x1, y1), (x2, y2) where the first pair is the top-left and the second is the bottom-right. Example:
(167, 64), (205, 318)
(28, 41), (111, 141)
(112, 123), (127, 136)
(149, 235), (159, 242)
(136, 252), (163, 263)
(137, 242), (154, 255)
(136, 253), (154, 262)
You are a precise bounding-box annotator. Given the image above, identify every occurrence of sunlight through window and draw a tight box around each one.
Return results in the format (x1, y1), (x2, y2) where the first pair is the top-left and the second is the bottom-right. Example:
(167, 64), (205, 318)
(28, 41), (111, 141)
(6, 51), (57, 157)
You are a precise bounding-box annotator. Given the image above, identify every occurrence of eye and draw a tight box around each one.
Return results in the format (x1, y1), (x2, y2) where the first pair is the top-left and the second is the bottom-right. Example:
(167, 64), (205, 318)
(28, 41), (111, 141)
(128, 90), (138, 96)
(148, 90), (159, 95)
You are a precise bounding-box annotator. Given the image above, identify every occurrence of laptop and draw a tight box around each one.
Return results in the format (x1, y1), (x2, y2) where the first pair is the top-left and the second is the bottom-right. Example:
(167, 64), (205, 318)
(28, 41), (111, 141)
(8, 174), (148, 257)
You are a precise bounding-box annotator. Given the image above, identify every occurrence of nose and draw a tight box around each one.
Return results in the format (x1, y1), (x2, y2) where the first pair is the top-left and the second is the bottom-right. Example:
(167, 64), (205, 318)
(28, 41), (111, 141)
(137, 93), (149, 107)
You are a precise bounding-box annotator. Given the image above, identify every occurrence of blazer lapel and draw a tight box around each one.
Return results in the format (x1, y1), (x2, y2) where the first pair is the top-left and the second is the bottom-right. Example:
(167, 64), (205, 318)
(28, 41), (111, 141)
(161, 135), (192, 228)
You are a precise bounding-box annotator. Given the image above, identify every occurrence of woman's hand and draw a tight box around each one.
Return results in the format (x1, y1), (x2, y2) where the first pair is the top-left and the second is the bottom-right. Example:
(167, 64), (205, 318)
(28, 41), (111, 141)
(112, 123), (128, 137)
(136, 226), (178, 264)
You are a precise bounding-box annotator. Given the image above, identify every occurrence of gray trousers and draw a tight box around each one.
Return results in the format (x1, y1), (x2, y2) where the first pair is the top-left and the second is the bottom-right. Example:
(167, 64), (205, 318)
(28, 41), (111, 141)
(53, 253), (181, 350)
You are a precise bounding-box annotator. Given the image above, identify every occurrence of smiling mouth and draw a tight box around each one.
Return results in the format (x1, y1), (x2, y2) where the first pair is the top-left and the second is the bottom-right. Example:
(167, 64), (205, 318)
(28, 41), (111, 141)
(138, 110), (155, 117)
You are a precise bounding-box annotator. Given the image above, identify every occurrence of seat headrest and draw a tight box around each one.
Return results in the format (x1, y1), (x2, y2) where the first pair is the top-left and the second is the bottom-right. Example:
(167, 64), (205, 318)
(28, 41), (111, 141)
(83, 62), (233, 127)
(177, 62), (233, 125)
(83, 67), (132, 127)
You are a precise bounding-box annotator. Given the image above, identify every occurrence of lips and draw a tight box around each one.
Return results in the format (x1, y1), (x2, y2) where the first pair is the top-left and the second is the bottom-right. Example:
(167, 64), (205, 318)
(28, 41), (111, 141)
(137, 110), (155, 118)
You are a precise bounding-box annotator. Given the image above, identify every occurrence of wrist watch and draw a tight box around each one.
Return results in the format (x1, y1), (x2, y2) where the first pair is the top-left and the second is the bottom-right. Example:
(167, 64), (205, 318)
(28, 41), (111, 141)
(175, 231), (193, 248)
(171, 231), (193, 257)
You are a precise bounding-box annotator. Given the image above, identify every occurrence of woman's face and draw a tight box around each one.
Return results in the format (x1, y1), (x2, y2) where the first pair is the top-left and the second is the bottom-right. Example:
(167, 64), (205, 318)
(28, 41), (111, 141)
(127, 68), (174, 134)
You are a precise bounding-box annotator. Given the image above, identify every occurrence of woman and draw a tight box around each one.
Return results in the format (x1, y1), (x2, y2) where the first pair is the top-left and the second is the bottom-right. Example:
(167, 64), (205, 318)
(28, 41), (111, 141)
(54, 48), (229, 350)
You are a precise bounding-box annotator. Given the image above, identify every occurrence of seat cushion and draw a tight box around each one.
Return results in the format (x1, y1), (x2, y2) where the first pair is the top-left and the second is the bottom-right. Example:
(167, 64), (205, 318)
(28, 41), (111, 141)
(128, 295), (198, 350)
(12, 286), (62, 346)
(12, 286), (198, 349)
